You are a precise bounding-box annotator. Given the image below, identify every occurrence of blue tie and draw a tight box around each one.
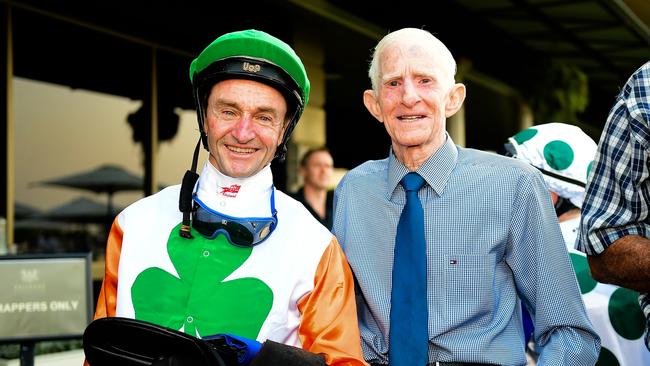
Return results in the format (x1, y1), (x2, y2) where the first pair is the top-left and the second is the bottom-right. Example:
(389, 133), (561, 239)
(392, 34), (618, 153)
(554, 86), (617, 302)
(390, 172), (428, 366)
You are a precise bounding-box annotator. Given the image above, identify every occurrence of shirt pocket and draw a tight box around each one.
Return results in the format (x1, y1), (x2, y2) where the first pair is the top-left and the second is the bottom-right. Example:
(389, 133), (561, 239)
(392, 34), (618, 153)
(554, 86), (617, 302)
(630, 115), (650, 151)
(443, 254), (495, 327)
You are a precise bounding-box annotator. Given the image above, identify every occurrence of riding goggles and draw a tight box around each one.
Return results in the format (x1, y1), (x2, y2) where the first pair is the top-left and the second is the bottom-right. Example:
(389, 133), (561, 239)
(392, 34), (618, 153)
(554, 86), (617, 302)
(191, 188), (278, 247)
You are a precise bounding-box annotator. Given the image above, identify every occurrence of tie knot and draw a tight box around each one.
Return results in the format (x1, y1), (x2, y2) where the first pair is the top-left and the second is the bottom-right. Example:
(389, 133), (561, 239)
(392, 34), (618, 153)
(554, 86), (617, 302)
(400, 172), (425, 192)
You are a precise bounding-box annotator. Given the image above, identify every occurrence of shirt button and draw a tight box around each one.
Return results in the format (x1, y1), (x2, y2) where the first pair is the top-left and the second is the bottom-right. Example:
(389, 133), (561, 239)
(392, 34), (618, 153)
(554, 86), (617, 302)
(219, 201), (226, 207)
(202, 250), (210, 257)
(187, 316), (193, 323)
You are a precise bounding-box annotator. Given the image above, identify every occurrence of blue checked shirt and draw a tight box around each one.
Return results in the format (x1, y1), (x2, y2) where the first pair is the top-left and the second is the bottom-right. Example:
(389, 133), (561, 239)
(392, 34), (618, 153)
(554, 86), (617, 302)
(333, 136), (600, 366)
(578, 60), (650, 350)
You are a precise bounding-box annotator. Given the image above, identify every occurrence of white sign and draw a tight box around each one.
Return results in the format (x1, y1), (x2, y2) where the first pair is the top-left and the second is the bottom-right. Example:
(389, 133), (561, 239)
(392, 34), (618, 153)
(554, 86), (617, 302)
(0, 254), (92, 341)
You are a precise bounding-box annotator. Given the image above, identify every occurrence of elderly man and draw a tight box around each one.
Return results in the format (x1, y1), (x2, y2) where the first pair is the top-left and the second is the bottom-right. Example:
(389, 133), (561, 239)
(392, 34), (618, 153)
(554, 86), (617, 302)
(332, 28), (599, 366)
(86, 29), (366, 366)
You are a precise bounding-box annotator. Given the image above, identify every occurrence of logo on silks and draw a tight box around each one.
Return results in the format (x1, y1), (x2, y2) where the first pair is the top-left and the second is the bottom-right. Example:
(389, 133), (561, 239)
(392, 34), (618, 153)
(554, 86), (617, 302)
(242, 62), (261, 73)
(131, 222), (273, 339)
(219, 184), (241, 198)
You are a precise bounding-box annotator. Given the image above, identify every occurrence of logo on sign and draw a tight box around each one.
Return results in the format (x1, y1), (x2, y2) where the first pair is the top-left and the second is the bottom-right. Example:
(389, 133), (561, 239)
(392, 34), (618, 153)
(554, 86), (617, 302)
(220, 184), (241, 198)
(21, 269), (39, 283)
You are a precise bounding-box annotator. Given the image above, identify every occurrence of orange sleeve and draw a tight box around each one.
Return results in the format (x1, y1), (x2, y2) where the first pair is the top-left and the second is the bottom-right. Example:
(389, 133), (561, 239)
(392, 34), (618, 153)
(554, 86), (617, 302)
(84, 218), (124, 365)
(93, 217), (123, 320)
(297, 238), (368, 366)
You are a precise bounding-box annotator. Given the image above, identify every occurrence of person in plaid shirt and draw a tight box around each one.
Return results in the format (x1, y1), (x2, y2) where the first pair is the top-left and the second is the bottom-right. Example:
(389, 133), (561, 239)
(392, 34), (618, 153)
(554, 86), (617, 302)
(578, 60), (650, 351)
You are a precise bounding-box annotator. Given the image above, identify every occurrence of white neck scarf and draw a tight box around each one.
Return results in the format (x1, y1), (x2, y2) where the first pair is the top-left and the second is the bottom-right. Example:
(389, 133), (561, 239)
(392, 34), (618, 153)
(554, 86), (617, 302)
(194, 161), (274, 218)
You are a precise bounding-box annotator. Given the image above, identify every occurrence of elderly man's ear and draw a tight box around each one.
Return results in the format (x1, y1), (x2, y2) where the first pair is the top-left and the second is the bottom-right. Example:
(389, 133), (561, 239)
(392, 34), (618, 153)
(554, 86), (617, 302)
(445, 83), (466, 118)
(363, 89), (383, 123)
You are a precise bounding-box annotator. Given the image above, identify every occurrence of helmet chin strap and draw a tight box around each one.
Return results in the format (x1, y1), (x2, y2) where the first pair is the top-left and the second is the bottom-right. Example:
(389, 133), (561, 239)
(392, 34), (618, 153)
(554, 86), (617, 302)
(178, 135), (204, 239)
(274, 105), (301, 162)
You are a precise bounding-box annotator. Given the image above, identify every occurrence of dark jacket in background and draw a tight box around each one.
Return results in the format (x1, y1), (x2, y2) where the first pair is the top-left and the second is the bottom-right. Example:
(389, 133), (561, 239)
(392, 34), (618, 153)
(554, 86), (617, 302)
(290, 188), (333, 230)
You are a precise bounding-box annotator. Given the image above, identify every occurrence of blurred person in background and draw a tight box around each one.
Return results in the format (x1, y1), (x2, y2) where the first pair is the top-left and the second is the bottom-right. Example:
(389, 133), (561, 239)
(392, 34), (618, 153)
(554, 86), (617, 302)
(291, 147), (334, 229)
(579, 61), (650, 354)
(506, 122), (650, 365)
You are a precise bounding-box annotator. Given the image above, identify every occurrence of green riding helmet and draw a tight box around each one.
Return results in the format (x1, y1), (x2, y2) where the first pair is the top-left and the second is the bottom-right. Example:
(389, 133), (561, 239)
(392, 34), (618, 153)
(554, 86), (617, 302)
(189, 29), (311, 161)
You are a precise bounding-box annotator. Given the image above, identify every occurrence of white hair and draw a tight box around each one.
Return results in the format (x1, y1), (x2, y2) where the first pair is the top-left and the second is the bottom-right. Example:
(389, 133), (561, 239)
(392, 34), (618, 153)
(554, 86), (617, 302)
(368, 28), (457, 93)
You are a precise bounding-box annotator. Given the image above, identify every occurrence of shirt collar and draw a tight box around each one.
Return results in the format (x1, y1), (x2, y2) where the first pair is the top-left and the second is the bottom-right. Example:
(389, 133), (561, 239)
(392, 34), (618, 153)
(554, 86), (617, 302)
(194, 161), (274, 217)
(387, 134), (458, 199)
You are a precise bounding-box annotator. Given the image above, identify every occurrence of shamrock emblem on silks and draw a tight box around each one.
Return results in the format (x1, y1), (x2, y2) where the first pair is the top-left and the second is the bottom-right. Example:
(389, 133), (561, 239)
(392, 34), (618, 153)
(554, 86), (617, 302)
(131, 222), (273, 339)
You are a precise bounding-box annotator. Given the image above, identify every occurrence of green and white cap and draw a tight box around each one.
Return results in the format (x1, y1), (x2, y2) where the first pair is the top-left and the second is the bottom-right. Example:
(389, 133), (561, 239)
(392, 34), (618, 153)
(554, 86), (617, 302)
(178, 30), (311, 239)
(506, 122), (596, 208)
(189, 29), (310, 160)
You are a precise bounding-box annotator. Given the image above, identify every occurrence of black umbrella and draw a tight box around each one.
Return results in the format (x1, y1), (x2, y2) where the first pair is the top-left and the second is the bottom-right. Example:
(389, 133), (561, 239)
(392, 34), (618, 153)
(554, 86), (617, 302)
(41, 197), (123, 224)
(15, 201), (41, 220)
(14, 202), (53, 231)
(29, 197), (121, 254)
(37, 164), (144, 219)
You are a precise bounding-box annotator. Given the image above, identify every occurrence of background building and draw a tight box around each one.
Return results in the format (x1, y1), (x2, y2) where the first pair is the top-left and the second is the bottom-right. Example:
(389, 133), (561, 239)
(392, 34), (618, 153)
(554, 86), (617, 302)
(2, 0), (649, 253)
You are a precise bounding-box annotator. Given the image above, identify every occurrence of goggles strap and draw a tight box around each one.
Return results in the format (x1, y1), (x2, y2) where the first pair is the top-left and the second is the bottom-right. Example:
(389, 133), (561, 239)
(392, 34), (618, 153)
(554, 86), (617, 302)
(270, 186), (277, 216)
(179, 136), (203, 239)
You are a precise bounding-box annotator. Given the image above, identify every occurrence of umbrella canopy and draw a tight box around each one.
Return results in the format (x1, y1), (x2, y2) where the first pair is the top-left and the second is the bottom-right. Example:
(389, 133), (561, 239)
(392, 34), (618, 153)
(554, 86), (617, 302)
(40, 197), (123, 224)
(14, 218), (73, 231)
(15, 202), (41, 219)
(36, 164), (149, 218)
(39, 164), (144, 194)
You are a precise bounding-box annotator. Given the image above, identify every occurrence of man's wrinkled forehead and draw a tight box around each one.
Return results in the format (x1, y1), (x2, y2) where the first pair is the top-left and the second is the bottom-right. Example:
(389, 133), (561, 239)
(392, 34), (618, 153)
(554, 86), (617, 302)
(379, 42), (453, 83)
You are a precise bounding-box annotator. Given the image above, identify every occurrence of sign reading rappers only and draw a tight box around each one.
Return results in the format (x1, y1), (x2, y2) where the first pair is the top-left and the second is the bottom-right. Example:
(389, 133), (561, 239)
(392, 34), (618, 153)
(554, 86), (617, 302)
(0, 254), (92, 341)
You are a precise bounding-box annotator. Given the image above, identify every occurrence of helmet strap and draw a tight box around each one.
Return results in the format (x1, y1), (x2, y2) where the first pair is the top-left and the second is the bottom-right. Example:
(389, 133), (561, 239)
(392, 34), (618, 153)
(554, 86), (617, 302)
(192, 80), (210, 150)
(179, 136), (202, 238)
(275, 105), (302, 162)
